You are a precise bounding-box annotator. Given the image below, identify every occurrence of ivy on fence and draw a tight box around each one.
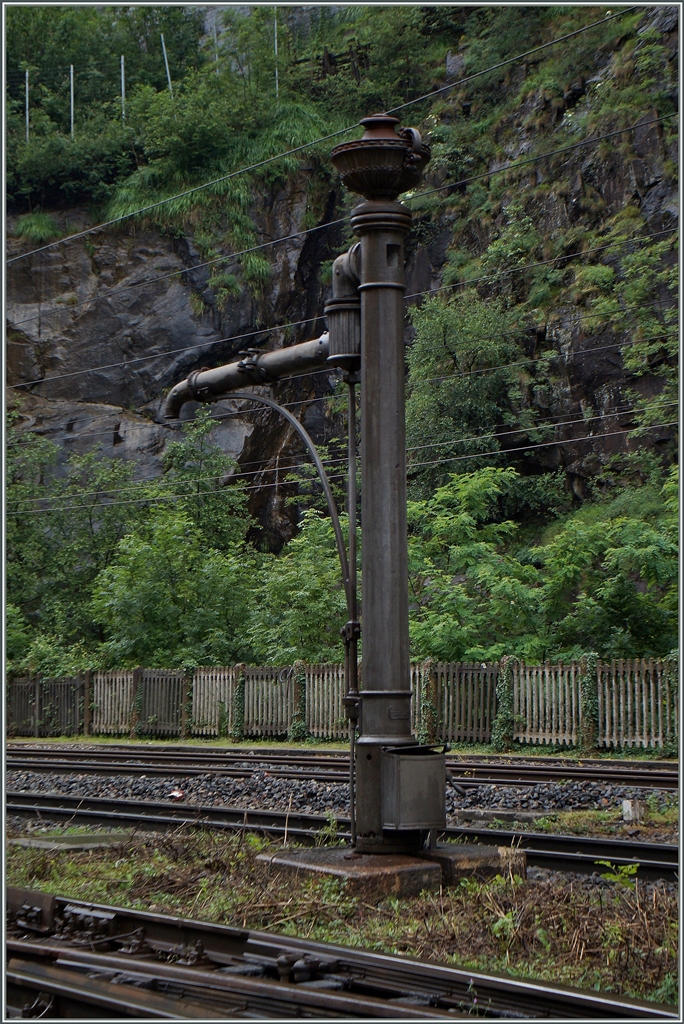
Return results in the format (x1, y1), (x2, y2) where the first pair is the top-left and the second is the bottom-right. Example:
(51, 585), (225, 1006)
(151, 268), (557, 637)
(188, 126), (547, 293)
(579, 652), (599, 751)
(288, 660), (308, 742)
(491, 656), (515, 752)
(231, 664), (245, 741)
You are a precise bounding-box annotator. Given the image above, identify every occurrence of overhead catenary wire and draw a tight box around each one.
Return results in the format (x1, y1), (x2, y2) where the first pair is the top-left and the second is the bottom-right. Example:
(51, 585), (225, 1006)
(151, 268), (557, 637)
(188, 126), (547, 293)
(6, 292), (675, 448)
(6, 325), (677, 473)
(7, 115), (676, 330)
(408, 113), (678, 206)
(7, 420), (675, 517)
(8, 227), (674, 392)
(10, 398), (674, 506)
(6, 6), (637, 265)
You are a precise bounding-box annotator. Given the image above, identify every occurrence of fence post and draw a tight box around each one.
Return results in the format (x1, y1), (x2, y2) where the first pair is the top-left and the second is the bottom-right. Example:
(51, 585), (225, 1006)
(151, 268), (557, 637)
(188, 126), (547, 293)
(491, 657), (515, 751)
(288, 661), (308, 742)
(180, 668), (192, 739)
(130, 667), (142, 739)
(231, 664), (245, 740)
(34, 676), (41, 738)
(578, 653), (599, 751)
(82, 670), (92, 736)
(663, 654), (678, 753)
(417, 659), (438, 744)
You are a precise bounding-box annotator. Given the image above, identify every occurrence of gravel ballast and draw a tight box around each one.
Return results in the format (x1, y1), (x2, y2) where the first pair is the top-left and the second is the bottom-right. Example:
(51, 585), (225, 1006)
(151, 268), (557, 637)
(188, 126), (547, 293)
(7, 767), (676, 821)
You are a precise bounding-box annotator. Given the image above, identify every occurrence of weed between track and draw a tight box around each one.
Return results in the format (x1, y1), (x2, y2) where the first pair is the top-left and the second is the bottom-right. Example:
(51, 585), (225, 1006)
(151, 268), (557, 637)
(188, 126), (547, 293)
(471, 801), (678, 843)
(6, 828), (677, 1005)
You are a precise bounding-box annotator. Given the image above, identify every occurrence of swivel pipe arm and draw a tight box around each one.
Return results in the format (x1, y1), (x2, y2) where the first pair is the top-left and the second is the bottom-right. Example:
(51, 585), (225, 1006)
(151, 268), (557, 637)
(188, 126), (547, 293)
(164, 333), (330, 419)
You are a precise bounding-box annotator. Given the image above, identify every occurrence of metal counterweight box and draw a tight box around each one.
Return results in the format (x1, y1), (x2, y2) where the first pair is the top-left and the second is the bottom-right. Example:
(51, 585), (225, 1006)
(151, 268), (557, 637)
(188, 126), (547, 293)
(381, 744), (446, 830)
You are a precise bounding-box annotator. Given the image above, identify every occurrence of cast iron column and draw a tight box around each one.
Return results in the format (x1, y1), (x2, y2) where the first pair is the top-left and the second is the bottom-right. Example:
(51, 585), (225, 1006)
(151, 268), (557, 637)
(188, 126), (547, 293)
(331, 115), (431, 853)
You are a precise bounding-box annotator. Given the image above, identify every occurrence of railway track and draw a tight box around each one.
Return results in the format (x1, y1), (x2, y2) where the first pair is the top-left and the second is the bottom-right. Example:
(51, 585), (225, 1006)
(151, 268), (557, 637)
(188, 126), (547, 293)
(7, 886), (676, 1018)
(7, 742), (679, 789)
(7, 791), (678, 880)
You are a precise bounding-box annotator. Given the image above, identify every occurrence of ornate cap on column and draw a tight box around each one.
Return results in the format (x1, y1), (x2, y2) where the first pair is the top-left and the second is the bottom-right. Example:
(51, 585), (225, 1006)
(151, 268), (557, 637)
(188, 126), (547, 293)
(331, 114), (431, 201)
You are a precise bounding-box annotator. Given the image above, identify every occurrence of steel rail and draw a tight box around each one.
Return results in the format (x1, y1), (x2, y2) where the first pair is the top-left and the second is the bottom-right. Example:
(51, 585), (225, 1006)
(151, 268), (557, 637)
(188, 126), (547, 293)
(7, 744), (678, 789)
(7, 941), (450, 1019)
(6, 887), (676, 1019)
(7, 792), (677, 880)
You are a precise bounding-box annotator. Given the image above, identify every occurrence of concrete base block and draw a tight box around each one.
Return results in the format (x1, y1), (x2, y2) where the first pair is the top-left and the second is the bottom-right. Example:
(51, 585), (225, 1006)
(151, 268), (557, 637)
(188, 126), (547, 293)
(256, 846), (442, 899)
(622, 798), (647, 823)
(10, 831), (135, 852)
(421, 844), (527, 884)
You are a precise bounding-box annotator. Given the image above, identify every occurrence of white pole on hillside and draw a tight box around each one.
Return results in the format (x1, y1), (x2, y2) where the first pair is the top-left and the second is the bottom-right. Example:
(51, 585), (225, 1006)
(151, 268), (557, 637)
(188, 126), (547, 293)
(161, 33), (174, 99)
(213, 20), (219, 75)
(274, 9), (279, 99)
(121, 54), (126, 123)
(25, 70), (29, 142)
(70, 65), (74, 138)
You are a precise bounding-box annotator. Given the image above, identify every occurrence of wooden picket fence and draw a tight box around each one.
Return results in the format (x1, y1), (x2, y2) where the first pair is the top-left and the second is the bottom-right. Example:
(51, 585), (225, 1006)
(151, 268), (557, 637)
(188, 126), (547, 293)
(6, 676), (84, 737)
(513, 662), (580, 746)
(598, 658), (678, 749)
(192, 667), (239, 737)
(6, 658), (678, 749)
(307, 663), (347, 738)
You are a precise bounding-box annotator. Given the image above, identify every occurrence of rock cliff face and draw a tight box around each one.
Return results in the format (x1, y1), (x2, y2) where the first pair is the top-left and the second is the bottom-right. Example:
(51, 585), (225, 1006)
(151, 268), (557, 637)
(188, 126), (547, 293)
(7, 174), (344, 548)
(7, 6), (678, 544)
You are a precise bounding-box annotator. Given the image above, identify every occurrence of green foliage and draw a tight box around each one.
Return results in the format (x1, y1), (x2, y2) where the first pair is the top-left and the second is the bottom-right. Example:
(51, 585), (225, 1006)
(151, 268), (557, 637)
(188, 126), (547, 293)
(247, 511), (348, 665)
(491, 656), (515, 752)
(91, 508), (256, 668)
(406, 295), (524, 496)
(5, 6), (679, 676)
(407, 465), (678, 664)
(288, 662), (309, 742)
(231, 672), (245, 740)
(13, 211), (60, 242)
(596, 860), (639, 890)
(578, 653), (599, 750)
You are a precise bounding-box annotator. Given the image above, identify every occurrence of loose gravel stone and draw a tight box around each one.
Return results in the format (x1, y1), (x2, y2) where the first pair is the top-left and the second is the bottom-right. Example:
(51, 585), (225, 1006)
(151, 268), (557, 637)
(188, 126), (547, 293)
(7, 768), (677, 824)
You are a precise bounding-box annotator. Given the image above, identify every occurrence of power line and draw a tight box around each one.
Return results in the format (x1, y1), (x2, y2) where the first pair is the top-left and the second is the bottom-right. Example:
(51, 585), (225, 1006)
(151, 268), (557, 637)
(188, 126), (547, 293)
(9, 115), (674, 330)
(7, 293), (674, 456)
(410, 329), (679, 388)
(407, 421), (676, 473)
(9, 228), (673, 393)
(8, 217), (347, 328)
(8, 419), (674, 518)
(7, 315), (325, 389)
(6, 6), (636, 266)
(404, 227), (676, 301)
(9, 399), (676, 508)
(386, 7), (637, 115)
(410, 114), (677, 206)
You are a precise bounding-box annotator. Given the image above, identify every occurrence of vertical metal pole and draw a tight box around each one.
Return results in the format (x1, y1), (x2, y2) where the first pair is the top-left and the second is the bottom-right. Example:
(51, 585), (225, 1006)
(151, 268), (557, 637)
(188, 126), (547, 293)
(213, 22), (220, 75)
(120, 55), (126, 123)
(70, 65), (74, 138)
(352, 198), (414, 853)
(273, 9), (279, 99)
(347, 378), (358, 845)
(161, 33), (173, 99)
(25, 70), (29, 142)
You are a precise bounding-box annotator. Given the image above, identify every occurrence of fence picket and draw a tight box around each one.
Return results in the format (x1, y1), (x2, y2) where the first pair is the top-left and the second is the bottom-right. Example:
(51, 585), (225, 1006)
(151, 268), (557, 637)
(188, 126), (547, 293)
(7, 658), (677, 748)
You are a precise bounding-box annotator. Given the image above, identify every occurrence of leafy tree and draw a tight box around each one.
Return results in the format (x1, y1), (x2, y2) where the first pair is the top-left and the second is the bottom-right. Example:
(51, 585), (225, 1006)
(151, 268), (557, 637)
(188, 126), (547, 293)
(91, 508), (256, 668)
(247, 511), (349, 665)
(405, 294), (525, 496)
(159, 407), (250, 551)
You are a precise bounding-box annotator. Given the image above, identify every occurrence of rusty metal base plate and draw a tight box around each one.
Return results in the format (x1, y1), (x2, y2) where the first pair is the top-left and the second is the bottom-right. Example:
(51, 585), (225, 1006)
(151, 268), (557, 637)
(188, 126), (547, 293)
(257, 846), (442, 899)
(420, 844), (527, 885)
